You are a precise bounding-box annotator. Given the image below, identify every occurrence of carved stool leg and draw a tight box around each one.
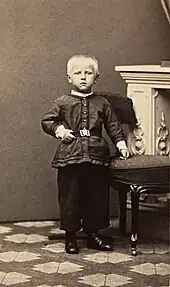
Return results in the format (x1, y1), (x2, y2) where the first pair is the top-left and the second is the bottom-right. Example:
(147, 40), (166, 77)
(130, 184), (140, 256)
(118, 186), (128, 236)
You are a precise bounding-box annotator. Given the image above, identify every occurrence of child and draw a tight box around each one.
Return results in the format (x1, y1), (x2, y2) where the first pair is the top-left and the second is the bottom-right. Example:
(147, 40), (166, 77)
(41, 54), (129, 254)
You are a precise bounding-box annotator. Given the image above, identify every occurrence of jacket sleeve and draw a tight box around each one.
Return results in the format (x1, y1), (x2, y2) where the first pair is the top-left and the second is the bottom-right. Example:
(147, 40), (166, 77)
(41, 99), (61, 138)
(103, 100), (125, 145)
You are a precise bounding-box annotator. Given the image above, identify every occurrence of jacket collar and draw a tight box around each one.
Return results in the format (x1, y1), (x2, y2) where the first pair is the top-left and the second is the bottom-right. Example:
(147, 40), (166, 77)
(70, 90), (94, 98)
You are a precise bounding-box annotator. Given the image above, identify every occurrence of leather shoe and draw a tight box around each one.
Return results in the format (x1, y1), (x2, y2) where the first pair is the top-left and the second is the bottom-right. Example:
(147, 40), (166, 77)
(65, 232), (79, 254)
(87, 232), (113, 251)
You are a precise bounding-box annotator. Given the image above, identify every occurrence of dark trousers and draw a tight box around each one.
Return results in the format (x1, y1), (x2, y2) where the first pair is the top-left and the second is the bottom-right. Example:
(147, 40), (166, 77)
(58, 163), (110, 232)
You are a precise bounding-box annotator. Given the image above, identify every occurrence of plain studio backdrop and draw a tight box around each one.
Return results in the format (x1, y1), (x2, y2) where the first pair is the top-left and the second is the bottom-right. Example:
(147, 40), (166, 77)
(0, 0), (170, 222)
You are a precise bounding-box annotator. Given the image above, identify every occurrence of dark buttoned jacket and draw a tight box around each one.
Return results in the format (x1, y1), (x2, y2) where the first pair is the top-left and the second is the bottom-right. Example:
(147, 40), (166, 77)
(41, 92), (125, 168)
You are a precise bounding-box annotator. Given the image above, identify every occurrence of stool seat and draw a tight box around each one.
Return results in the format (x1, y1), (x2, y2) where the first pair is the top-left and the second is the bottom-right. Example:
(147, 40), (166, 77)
(110, 154), (170, 255)
(110, 155), (170, 185)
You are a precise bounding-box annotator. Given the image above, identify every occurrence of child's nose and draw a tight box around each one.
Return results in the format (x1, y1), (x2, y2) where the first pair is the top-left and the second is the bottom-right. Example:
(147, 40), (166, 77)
(81, 72), (86, 79)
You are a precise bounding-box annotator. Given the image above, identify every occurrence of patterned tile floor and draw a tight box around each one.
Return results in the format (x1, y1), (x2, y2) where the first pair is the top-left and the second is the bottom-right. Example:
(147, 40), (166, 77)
(0, 220), (169, 287)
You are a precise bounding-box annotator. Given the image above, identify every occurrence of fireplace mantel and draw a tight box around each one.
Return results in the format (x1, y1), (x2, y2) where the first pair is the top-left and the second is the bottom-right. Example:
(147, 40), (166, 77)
(115, 65), (170, 156)
(115, 65), (170, 88)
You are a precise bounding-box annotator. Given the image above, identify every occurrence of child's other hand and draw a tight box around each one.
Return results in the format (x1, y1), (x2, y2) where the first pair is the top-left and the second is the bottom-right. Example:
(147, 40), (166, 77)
(119, 148), (130, 160)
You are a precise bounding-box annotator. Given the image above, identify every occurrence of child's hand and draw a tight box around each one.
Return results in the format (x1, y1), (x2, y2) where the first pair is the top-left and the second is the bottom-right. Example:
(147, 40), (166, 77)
(55, 125), (75, 143)
(62, 129), (76, 143)
(119, 148), (130, 160)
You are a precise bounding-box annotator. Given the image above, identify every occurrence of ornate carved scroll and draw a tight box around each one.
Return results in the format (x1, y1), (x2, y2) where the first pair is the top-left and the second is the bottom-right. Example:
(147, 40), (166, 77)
(130, 117), (146, 155)
(156, 112), (170, 156)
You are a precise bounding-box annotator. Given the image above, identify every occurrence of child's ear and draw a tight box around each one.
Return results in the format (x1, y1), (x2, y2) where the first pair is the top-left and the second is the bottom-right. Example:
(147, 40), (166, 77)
(94, 73), (99, 82)
(67, 74), (72, 83)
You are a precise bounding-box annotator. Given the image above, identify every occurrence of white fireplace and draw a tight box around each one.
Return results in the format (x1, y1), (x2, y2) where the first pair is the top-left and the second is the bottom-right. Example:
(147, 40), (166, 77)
(115, 65), (170, 157)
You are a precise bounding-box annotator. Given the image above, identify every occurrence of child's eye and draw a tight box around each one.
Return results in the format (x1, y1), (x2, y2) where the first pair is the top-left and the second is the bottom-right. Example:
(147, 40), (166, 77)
(74, 71), (81, 75)
(86, 71), (93, 75)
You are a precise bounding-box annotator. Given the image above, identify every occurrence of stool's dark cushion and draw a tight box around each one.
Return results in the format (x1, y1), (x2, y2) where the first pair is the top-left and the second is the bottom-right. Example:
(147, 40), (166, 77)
(110, 155), (170, 185)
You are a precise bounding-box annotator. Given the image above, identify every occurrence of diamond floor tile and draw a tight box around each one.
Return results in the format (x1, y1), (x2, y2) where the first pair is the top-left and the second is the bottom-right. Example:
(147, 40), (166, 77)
(0, 220), (168, 287)
(33, 262), (60, 274)
(4, 234), (28, 243)
(1, 272), (31, 285)
(0, 251), (17, 262)
(16, 251), (41, 262)
(78, 273), (133, 287)
(58, 262), (84, 274)
(0, 251), (41, 262)
(138, 244), (154, 254)
(156, 263), (170, 276)
(83, 251), (133, 265)
(42, 243), (65, 253)
(130, 262), (170, 276)
(78, 273), (106, 287)
(130, 263), (156, 275)
(105, 274), (132, 287)
(108, 252), (133, 264)
(154, 244), (169, 254)
(49, 228), (65, 235)
(83, 252), (109, 263)
(14, 221), (55, 228)
(25, 234), (48, 243)
(0, 226), (12, 234)
(4, 234), (48, 243)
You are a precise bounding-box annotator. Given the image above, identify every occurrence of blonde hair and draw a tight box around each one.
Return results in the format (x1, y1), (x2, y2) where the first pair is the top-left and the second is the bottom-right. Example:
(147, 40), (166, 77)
(67, 54), (99, 76)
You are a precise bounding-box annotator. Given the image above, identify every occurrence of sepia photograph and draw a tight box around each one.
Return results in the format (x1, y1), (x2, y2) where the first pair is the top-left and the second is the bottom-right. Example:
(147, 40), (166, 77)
(0, 0), (169, 286)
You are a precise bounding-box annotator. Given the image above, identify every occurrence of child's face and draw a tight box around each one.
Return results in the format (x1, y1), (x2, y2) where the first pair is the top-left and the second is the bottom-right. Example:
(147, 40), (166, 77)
(67, 59), (97, 93)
